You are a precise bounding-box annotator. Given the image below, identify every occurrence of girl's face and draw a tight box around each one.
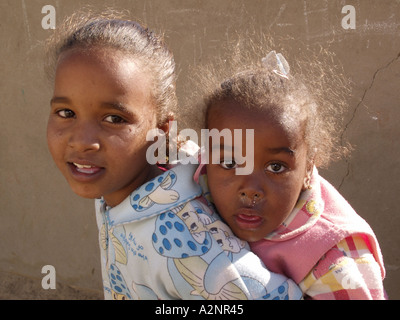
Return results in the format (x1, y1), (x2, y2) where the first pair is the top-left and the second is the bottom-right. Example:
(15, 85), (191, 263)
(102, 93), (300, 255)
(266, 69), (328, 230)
(206, 100), (312, 242)
(47, 48), (163, 207)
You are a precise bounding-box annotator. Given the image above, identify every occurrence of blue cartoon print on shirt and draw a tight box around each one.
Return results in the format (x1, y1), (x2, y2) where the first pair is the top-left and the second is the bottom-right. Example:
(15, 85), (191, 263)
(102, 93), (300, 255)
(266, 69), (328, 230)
(99, 167), (294, 300)
(130, 172), (179, 211)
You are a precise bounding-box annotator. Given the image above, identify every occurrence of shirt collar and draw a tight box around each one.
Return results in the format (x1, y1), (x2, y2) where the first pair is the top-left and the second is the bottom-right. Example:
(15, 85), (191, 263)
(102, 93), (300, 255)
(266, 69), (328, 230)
(97, 164), (202, 228)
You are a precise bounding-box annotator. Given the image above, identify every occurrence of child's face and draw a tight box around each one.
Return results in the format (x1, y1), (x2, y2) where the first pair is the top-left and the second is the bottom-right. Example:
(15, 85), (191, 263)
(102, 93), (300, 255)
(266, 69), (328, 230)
(206, 100), (312, 242)
(47, 48), (162, 207)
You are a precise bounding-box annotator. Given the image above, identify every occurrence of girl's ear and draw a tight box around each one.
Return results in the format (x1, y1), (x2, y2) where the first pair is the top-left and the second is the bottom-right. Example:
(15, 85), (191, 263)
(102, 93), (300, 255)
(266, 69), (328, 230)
(302, 161), (314, 191)
(158, 113), (174, 134)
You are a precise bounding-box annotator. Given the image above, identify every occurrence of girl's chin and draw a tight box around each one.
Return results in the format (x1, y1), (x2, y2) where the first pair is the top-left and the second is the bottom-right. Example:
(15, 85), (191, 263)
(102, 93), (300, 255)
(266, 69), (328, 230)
(230, 227), (266, 243)
(69, 185), (102, 200)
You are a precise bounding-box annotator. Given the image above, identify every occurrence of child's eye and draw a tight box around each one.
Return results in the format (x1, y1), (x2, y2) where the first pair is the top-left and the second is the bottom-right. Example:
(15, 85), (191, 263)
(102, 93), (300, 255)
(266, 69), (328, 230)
(265, 163), (286, 174)
(220, 160), (238, 170)
(104, 115), (126, 124)
(57, 109), (75, 118)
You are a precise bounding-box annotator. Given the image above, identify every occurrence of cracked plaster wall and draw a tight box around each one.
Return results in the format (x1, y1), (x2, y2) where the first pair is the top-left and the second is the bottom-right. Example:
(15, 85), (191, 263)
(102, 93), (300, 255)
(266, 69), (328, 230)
(0, 0), (399, 299)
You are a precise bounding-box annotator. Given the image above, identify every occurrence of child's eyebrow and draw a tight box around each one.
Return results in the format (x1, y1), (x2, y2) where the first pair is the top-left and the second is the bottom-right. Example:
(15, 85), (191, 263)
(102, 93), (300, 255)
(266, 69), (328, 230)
(266, 147), (295, 156)
(101, 102), (136, 118)
(211, 144), (233, 151)
(50, 96), (71, 105)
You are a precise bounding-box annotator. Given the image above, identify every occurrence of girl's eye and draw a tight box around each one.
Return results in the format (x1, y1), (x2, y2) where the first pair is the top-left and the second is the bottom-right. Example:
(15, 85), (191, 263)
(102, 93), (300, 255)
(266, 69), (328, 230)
(220, 159), (238, 170)
(57, 109), (75, 118)
(104, 115), (126, 124)
(265, 163), (286, 174)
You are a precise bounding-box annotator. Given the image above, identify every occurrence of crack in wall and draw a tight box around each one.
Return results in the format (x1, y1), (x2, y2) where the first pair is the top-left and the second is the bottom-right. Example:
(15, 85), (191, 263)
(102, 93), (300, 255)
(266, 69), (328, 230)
(338, 51), (400, 191)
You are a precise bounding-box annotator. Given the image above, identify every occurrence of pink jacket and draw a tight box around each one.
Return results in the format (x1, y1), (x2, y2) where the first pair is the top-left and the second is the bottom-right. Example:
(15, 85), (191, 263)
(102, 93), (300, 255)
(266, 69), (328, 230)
(249, 169), (385, 286)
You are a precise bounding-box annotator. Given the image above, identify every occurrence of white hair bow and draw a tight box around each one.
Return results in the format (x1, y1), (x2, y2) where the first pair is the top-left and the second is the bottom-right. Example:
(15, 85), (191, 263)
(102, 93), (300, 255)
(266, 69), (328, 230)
(261, 51), (290, 79)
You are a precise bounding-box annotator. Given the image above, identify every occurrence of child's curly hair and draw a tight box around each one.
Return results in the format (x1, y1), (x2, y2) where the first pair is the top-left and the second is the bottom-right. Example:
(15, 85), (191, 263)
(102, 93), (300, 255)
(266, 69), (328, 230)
(183, 36), (351, 168)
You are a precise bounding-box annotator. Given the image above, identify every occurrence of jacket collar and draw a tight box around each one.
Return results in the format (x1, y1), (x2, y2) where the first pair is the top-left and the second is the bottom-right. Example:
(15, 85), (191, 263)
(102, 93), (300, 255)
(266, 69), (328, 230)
(265, 167), (323, 241)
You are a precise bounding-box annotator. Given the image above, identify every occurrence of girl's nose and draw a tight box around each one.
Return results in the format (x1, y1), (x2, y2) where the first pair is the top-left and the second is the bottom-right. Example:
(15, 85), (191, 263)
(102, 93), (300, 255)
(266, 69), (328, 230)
(239, 190), (263, 206)
(238, 175), (265, 206)
(68, 121), (100, 152)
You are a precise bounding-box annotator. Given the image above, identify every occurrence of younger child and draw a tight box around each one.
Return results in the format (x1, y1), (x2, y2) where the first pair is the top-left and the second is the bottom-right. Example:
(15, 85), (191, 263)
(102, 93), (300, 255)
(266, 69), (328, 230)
(197, 51), (386, 299)
(45, 12), (302, 300)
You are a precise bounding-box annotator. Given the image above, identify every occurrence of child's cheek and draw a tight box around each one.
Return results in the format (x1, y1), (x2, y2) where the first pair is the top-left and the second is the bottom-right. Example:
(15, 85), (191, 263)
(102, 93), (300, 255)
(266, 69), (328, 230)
(207, 168), (232, 201)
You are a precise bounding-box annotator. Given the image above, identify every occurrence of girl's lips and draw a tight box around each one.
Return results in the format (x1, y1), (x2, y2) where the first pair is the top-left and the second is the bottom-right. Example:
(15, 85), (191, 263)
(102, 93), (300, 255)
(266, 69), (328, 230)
(235, 209), (264, 230)
(73, 162), (101, 174)
(67, 162), (105, 181)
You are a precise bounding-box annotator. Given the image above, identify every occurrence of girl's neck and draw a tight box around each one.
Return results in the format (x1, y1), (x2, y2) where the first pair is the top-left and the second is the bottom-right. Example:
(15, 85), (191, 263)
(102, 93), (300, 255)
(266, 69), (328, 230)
(103, 164), (164, 208)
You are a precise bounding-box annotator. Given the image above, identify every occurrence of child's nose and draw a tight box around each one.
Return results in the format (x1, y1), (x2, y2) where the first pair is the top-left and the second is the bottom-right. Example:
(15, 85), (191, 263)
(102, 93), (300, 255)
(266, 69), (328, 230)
(68, 120), (100, 152)
(239, 190), (263, 206)
(238, 175), (265, 205)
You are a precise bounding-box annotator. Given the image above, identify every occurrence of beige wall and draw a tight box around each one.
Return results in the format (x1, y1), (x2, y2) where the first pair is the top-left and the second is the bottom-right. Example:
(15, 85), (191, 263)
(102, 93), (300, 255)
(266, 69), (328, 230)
(0, 0), (399, 299)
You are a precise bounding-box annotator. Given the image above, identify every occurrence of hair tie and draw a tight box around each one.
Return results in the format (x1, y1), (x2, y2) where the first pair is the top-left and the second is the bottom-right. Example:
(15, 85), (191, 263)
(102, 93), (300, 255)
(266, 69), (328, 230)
(261, 51), (290, 79)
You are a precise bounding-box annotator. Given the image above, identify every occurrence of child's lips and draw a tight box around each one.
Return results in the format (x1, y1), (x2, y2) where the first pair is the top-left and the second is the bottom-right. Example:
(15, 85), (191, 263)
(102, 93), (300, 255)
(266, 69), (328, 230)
(72, 162), (101, 174)
(235, 208), (264, 230)
(67, 161), (105, 181)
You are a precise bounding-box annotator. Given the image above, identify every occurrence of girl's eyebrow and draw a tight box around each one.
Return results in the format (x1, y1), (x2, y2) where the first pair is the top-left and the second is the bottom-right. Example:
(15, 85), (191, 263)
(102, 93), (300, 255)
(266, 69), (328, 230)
(211, 144), (233, 151)
(101, 102), (136, 118)
(267, 147), (295, 156)
(50, 96), (71, 105)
